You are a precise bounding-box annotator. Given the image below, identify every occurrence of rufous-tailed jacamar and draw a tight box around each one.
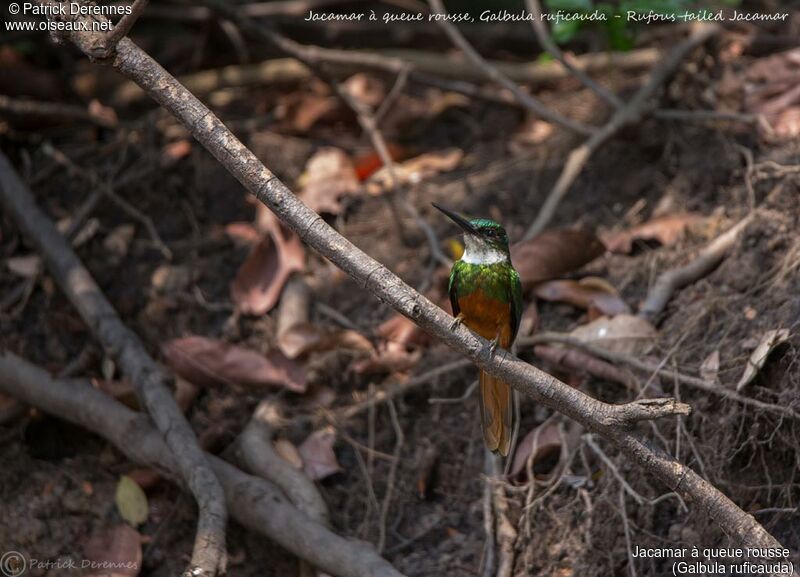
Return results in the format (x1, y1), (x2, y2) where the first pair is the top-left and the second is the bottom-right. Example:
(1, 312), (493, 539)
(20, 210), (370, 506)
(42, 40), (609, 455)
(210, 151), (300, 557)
(433, 203), (523, 456)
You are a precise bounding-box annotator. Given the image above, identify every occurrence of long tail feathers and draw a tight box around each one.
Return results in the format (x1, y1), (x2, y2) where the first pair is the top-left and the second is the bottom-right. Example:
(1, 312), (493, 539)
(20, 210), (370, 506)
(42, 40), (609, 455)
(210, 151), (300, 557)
(478, 370), (514, 456)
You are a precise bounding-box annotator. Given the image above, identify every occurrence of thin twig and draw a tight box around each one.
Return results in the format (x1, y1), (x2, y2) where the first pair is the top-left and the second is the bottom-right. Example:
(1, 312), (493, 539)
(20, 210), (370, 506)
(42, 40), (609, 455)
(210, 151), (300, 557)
(88, 0), (149, 59)
(428, 0), (593, 136)
(378, 400), (404, 553)
(525, 0), (622, 109)
(520, 331), (800, 422)
(522, 23), (719, 240)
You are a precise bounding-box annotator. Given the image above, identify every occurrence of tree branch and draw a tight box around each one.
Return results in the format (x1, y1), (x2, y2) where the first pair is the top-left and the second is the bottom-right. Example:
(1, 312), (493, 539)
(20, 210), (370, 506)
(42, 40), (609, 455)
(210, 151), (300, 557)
(522, 23), (719, 240)
(0, 351), (404, 577)
(427, 0), (594, 136)
(0, 151), (228, 577)
(29, 3), (788, 557)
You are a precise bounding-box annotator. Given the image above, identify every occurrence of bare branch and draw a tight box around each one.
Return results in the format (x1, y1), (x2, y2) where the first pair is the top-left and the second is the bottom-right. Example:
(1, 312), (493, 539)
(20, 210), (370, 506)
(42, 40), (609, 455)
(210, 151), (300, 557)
(522, 23), (719, 240)
(427, 0), (594, 136)
(31, 4), (788, 555)
(524, 0), (623, 109)
(0, 152), (227, 577)
(0, 351), (405, 577)
(640, 215), (754, 322)
(87, 0), (149, 59)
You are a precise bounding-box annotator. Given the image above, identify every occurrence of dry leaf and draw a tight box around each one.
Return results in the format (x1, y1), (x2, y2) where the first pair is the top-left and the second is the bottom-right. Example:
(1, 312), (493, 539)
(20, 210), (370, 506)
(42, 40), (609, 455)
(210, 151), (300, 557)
(125, 468), (162, 491)
(91, 378), (138, 410)
(342, 73), (386, 108)
(601, 214), (703, 254)
(569, 314), (657, 356)
(83, 524), (141, 577)
(115, 476), (148, 527)
(699, 350), (720, 383)
(6, 254), (41, 278)
(224, 222), (261, 245)
(534, 278), (630, 318)
(281, 92), (341, 132)
(510, 421), (562, 478)
(298, 147), (361, 215)
(366, 148), (463, 195)
(150, 264), (193, 293)
(231, 222), (305, 315)
(353, 143), (407, 181)
(161, 139), (192, 165)
(378, 313), (429, 349)
(511, 229), (605, 289)
(275, 439), (304, 470)
(163, 336), (306, 392)
(518, 301), (540, 338)
(88, 99), (118, 127)
(277, 322), (373, 359)
(103, 224), (136, 264)
(744, 48), (800, 140)
(298, 427), (341, 480)
(736, 329), (790, 391)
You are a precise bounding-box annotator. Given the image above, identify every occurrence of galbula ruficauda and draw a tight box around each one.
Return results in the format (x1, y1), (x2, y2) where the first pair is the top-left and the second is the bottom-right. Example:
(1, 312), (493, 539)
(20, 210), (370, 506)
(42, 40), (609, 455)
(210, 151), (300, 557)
(433, 203), (522, 456)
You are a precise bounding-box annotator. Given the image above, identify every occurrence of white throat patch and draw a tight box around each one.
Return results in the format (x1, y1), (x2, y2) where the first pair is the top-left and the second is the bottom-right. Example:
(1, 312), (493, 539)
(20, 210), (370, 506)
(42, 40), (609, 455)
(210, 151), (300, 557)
(461, 235), (507, 265)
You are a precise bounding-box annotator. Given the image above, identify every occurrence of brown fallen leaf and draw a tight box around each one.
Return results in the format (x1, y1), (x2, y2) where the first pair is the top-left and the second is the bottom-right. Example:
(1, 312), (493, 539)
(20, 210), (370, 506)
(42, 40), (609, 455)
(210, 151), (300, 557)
(510, 420), (562, 479)
(534, 277), (631, 318)
(342, 73), (386, 108)
(744, 48), (800, 141)
(161, 139), (192, 165)
(511, 229), (605, 289)
(163, 336), (306, 392)
(6, 254), (41, 278)
(278, 322), (373, 360)
(518, 301), (540, 338)
(366, 148), (464, 195)
(225, 222), (262, 246)
(601, 214), (704, 254)
(88, 99), (118, 127)
(126, 468), (162, 491)
(736, 329), (790, 392)
(275, 439), (304, 470)
(91, 378), (138, 410)
(569, 314), (657, 356)
(231, 221), (306, 315)
(298, 427), (341, 480)
(298, 147), (361, 215)
(83, 524), (141, 577)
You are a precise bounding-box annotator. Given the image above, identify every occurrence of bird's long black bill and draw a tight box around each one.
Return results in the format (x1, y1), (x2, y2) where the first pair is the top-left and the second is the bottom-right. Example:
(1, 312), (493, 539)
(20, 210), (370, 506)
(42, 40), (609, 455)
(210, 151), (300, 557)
(432, 202), (477, 235)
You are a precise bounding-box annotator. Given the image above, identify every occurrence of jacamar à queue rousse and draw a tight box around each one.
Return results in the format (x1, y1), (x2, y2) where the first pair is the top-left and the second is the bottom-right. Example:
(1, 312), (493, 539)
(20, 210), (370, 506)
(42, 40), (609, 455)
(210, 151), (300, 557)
(433, 203), (523, 456)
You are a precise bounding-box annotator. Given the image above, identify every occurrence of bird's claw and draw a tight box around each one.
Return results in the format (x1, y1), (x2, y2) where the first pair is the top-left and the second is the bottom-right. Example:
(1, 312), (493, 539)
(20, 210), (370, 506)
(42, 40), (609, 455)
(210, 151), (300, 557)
(450, 313), (465, 331)
(489, 336), (500, 357)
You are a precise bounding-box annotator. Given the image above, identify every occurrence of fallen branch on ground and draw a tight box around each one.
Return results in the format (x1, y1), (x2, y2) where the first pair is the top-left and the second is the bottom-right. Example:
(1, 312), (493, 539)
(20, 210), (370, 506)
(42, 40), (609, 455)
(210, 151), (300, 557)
(520, 331), (800, 422)
(640, 215), (754, 322)
(0, 351), (404, 577)
(0, 152), (228, 577)
(31, 3), (788, 556)
(522, 23), (719, 240)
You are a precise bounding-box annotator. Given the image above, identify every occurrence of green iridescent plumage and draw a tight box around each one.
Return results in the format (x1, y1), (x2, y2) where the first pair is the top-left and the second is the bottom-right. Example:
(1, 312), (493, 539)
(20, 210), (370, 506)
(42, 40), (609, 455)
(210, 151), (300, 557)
(448, 260), (523, 340)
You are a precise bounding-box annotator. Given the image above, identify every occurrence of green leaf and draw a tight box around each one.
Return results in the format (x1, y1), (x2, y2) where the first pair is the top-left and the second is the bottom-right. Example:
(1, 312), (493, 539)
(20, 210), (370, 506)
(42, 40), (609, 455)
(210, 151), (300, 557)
(115, 475), (149, 526)
(551, 18), (583, 44)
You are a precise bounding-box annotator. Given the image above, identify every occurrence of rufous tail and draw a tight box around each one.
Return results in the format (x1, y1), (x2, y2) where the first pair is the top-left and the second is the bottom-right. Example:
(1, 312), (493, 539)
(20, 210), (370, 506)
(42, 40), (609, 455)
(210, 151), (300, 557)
(478, 370), (514, 456)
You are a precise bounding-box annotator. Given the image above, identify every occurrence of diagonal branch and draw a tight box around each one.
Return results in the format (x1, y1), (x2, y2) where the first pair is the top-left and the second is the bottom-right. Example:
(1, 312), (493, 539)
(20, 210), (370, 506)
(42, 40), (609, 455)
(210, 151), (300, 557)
(0, 151), (228, 577)
(31, 2), (789, 557)
(524, 0), (623, 109)
(427, 0), (594, 136)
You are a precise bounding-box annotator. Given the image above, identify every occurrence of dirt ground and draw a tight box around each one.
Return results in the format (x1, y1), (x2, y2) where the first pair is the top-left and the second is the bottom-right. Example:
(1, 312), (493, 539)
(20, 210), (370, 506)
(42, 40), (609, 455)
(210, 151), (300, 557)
(1, 5), (799, 577)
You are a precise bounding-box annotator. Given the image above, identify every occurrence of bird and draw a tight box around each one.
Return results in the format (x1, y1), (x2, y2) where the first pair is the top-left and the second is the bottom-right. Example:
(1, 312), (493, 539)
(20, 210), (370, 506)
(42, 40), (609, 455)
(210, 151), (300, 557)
(433, 203), (522, 456)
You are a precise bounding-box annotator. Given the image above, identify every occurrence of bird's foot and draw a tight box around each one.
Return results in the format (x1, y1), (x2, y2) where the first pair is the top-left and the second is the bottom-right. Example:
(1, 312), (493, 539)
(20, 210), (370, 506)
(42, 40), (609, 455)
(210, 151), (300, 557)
(450, 313), (465, 331)
(489, 335), (501, 357)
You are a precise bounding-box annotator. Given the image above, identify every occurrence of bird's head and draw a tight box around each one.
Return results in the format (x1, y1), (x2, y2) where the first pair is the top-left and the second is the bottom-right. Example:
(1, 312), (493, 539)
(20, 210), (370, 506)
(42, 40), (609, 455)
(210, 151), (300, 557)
(433, 203), (510, 264)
